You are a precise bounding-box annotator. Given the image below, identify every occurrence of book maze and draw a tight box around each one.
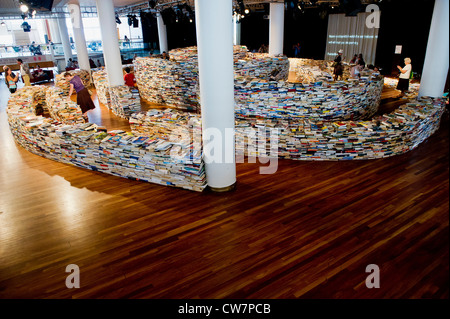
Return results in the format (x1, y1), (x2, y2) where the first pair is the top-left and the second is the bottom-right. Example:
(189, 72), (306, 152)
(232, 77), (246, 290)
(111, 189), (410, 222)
(7, 46), (446, 191)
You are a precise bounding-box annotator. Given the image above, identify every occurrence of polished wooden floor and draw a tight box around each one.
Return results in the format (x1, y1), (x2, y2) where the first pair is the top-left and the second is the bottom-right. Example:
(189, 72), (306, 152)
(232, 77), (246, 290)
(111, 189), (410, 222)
(0, 79), (448, 299)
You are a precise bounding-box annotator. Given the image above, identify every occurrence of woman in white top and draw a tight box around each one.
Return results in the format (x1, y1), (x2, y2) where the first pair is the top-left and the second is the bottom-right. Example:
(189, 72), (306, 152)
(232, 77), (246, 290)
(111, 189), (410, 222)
(397, 58), (412, 97)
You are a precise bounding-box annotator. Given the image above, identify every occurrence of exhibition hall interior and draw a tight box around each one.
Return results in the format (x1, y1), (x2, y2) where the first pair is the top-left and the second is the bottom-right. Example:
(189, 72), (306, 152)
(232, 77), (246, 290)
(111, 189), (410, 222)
(0, 0), (448, 300)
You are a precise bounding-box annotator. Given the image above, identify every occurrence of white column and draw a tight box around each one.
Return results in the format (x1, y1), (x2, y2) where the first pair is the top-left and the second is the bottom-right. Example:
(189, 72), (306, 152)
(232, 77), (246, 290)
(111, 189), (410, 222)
(95, 0), (124, 87)
(269, 2), (285, 56)
(419, 0), (449, 98)
(49, 19), (62, 44)
(195, 0), (236, 191)
(68, 1), (91, 72)
(57, 17), (73, 63)
(157, 13), (168, 54)
(233, 13), (241, 46)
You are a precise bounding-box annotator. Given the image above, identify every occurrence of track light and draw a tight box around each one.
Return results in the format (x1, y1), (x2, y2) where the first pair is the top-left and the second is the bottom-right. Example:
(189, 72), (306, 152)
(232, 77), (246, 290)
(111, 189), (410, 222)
(149, 0), (157, 9)
(237, 0), (246, 15)
(116, 15), (121, 24)
(20, 4), (29, 13)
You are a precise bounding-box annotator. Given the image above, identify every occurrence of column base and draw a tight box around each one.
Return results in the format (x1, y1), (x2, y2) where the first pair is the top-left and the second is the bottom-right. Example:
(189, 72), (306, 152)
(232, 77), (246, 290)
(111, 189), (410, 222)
(208, 183), (237, 193)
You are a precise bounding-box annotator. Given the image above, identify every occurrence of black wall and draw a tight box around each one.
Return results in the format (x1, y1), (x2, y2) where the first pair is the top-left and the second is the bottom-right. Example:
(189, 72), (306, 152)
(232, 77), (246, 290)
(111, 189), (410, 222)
(140, 12), (159, 50)
(141, 0), (436, 72)
(375, 0), (435, 76)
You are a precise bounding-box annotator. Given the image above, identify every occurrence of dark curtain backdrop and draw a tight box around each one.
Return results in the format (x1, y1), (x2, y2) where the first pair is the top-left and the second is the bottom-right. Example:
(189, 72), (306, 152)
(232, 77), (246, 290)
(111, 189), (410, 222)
(140, 0), (435, 76)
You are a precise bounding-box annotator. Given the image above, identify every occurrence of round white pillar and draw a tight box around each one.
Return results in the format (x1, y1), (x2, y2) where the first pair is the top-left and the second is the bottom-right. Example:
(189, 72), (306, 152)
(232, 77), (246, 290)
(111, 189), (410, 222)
(95, 0), (125, 87)
(68, 1), (91, 72)
(49, 19), (62, 44)
(233, 13), (241, 46)
(57, 17), (73, 63)
(419, 0), (450, 98)
(195, 0), (236, 191)
(157, 13), (168, 54)
(269, 2), (285, 56)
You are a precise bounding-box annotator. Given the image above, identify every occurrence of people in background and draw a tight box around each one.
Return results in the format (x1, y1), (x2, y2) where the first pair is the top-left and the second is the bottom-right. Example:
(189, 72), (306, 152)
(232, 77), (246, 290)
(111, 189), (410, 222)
(32, 64), (49, 80)
(5, 67), (19, 94)
(258, 44), (268, 53)
(357, 54), (366, 68)
(17, 59), (32, 86)
(89, 58), (97, 69)
(350, 54), (358, 64)
(97, 60), (102, 68)
(124, 35), (131, 47)
(162, 51), (170, 60)
(293, 43), (301, 58)
(64, 72), (96, 120)
(124, 67), (136, 88)
(67, 58), (75, 70)
(333, 49), (344, 81)
(29, 41), (42, 55)
(397, 57), (412, 98)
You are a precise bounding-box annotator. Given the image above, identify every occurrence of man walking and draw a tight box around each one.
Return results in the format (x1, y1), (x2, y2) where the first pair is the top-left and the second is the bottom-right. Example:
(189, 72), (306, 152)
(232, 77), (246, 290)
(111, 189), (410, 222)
(17, 59), (32, 86)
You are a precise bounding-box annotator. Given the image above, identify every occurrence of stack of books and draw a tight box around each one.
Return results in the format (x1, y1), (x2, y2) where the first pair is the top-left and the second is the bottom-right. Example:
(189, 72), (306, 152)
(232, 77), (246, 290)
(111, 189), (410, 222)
(92, 69), (111, 107)
(109, 85), (142, 119)
(45, 87), (85, 124)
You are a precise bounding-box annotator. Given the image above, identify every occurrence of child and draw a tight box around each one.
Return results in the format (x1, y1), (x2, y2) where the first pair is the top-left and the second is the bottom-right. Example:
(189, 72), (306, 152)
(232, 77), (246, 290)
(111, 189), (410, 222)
(124, 67), (136, 88)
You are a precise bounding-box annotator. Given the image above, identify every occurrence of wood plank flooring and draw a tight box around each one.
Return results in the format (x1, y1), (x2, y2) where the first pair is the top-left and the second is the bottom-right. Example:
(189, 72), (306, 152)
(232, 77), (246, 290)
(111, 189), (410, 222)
(0, 79), (448, 299)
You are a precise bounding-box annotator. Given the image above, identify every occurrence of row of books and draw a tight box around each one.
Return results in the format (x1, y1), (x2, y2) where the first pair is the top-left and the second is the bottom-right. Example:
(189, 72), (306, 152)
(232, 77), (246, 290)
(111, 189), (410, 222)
(6, 86), (207, 192)
(129, 97), (445, 162)
(133, 46), (384, 122)
(234, 75), (384, 121)
(133, 46), (290, 111)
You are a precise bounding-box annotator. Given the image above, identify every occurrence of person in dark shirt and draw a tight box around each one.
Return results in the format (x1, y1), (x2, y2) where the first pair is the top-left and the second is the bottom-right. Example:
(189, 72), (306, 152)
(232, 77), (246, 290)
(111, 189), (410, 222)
(333, 49), (344, 81)
(89, 58), (97, 69)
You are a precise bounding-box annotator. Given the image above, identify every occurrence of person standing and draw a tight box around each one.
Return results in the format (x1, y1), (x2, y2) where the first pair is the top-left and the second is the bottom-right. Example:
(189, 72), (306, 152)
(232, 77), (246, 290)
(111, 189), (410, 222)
(397, 57), (412, 97)
(64, 72), (96, 120)
(17, 59), (32, 86)
(5, 67), (19, 94)
(293, 43), (301, 58)
(333, 49), (344, 81)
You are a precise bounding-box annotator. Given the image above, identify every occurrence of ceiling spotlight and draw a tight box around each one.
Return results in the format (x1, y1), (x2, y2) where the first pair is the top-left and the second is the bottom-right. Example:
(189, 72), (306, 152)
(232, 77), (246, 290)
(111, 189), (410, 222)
(116, 15), (122, 24)
(245, 8), (250, 14)
(20, 4), (29, 13)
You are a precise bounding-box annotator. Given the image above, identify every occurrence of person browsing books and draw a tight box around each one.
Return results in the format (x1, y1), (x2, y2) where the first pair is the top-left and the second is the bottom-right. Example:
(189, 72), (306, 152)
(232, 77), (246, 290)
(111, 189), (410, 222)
(65, 72), (96, 120)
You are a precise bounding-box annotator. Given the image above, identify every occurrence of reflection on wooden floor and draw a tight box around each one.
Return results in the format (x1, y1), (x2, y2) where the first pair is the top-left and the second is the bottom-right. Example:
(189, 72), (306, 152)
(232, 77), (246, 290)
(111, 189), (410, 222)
(0, 78), (448, 299)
